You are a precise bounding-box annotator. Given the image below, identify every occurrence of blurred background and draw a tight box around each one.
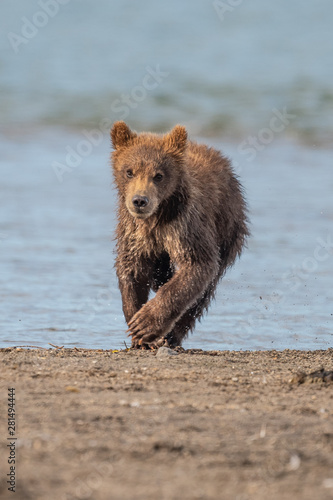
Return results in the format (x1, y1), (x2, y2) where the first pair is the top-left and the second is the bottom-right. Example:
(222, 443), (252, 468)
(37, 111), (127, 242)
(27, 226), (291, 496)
(1, 0), (332, 350)
(2, 0), (333, 141)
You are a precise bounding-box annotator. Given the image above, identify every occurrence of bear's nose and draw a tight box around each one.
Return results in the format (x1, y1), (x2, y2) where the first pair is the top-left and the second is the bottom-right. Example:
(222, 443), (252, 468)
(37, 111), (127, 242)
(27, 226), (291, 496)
(132, 195), (149, 208)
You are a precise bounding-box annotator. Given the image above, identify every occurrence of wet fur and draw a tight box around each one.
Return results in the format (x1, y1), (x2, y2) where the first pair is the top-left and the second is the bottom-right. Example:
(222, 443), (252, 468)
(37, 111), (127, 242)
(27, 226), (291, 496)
(111, 121), (249, 348)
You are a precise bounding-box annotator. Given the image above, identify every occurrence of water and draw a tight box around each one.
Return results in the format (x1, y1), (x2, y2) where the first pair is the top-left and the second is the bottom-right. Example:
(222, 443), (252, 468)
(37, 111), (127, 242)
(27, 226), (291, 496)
(1, 0), (333, 143)
(0, 131), (332, 350)
(0, 0), (332, 349)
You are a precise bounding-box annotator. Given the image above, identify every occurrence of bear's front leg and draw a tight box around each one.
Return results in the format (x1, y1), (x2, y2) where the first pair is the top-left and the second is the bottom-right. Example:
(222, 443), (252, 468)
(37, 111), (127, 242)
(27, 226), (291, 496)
(128, 260), (217, 347)
(118, 274), (150, 326)
(116, 256), (152, 328)
(128, 297), (170, 349)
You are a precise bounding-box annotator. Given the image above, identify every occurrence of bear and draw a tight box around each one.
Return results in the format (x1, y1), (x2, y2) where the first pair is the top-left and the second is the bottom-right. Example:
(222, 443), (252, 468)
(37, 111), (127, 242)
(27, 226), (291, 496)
(110, 121), (249, 349)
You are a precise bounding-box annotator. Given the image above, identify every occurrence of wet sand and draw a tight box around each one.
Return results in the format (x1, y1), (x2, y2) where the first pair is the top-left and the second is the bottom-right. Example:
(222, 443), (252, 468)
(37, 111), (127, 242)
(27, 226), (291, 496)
(0, 347), (333, 500)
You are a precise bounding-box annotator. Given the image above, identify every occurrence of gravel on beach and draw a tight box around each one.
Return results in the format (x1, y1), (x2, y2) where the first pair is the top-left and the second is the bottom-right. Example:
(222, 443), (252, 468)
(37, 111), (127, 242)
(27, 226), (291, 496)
(1, 347), (333, 500)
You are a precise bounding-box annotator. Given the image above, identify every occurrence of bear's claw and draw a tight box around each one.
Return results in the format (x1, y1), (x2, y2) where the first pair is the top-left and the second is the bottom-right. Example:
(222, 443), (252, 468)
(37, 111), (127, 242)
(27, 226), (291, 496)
(130, 336), (168, 350)
(127, 301), (166, 347)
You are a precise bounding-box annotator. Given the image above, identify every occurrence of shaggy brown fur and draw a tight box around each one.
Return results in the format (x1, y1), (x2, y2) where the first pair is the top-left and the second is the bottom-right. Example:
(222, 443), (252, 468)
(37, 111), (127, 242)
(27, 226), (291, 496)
(110, 121), (249, 349)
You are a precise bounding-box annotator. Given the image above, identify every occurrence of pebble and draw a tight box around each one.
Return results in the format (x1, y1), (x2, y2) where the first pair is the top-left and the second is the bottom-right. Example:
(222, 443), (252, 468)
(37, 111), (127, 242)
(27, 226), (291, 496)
(156, 347), (178, 358)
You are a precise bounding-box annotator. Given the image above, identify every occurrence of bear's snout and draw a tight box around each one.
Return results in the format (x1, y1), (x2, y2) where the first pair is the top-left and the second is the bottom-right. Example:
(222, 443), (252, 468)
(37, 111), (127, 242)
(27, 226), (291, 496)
(132, 195), (149, 209)
(126, 189), (157, 219)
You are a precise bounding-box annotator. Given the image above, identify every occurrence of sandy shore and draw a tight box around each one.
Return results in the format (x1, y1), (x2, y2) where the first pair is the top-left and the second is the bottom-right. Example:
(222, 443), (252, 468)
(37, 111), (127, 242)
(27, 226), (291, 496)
(0, 347), (333, 500)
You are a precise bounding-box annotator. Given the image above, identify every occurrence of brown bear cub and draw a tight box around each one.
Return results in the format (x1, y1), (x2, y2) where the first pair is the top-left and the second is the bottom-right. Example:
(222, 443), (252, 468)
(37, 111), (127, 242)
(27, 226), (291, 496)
(111, 121), (249, 349)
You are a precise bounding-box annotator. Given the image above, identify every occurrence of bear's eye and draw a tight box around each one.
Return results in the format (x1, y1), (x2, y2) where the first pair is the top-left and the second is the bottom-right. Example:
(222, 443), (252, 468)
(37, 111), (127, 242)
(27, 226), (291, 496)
(153, 173), (163, 183)
(126, 169), (134, 178)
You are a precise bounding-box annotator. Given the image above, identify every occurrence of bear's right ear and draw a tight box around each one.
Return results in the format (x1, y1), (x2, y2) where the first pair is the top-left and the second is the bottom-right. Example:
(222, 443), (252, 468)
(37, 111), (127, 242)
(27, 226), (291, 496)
(111, 121), (136, 150)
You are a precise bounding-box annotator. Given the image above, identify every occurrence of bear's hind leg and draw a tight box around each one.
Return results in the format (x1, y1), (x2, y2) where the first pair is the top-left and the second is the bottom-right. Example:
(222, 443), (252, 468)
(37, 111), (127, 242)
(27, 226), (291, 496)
(151, 252), (174, 292)
(165, 281), (217, 347)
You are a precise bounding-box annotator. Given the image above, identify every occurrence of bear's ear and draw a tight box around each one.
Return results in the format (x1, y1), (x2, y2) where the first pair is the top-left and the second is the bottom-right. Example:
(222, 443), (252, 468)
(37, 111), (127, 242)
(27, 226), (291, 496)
(164, 125), (187, 155)
(111, 121), (136, 149)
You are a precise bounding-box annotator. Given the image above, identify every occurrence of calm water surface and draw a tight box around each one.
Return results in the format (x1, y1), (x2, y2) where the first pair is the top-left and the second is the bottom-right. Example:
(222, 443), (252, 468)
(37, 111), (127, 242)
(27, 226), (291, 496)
(1, 0), (333, 143)
(1, 131), (332, 350)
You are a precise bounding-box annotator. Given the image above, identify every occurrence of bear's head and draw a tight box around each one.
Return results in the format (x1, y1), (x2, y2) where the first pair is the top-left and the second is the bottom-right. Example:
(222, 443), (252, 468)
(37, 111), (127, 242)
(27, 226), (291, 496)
(111, 121), (188, 220)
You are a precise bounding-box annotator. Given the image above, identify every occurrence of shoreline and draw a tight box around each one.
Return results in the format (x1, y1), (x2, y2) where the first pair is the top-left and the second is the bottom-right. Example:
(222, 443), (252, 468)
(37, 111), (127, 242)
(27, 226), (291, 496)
(1, 345), (333, 353)
(1, 348), (332, 499)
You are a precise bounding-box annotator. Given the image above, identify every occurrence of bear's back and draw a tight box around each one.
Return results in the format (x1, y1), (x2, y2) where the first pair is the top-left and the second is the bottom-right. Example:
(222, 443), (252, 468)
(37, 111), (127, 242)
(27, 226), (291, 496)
(186, 141), (235, 204)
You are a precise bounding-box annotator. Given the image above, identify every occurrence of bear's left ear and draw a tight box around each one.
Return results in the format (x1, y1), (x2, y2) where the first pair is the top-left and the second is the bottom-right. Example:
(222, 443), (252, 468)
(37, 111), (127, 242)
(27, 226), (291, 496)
(164, 125), (187, 156)
(111, 121), (136, 150)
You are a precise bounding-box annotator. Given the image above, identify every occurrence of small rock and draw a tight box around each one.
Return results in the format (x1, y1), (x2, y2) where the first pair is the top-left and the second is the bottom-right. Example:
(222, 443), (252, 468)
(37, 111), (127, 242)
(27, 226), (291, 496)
(156, 347), (178, 358)
(287, 454), (301, 471)
(65, 386), (80, 392)
(323, 478), (333, 489)
(290, 368), (333, 385)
